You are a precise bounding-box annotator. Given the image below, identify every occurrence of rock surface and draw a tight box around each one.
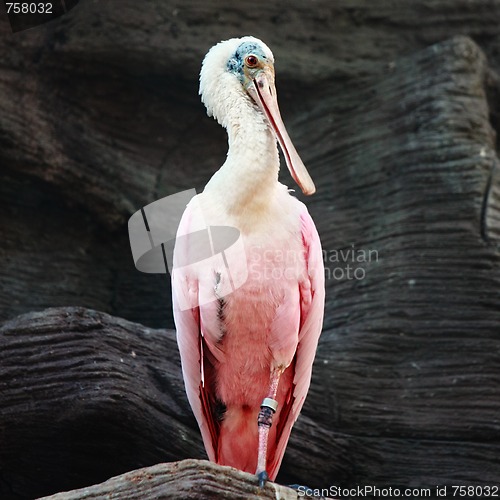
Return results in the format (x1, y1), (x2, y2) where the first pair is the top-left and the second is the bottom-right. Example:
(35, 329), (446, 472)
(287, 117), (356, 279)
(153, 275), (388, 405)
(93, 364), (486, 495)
(1, 1), (500, 499)
(37, 460), (312, 500)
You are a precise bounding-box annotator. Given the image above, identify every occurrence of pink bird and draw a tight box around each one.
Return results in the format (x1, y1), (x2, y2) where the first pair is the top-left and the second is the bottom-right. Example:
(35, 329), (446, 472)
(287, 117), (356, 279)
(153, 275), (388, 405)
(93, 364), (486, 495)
(172, 36), (325, 486)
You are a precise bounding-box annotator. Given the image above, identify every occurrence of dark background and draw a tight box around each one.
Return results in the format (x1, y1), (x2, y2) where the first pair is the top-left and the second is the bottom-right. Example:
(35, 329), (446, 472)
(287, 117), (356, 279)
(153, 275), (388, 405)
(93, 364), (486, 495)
(1, 1), (500, 498)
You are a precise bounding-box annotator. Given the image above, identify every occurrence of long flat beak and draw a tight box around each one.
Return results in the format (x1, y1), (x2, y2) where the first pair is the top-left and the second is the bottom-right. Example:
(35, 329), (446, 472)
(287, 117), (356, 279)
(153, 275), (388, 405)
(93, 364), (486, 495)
(247, 70), (316, 195)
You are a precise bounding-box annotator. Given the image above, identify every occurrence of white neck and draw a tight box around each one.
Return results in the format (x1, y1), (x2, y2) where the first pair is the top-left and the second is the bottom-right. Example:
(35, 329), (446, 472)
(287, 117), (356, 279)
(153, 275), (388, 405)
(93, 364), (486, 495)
(204, 96), (280, 216)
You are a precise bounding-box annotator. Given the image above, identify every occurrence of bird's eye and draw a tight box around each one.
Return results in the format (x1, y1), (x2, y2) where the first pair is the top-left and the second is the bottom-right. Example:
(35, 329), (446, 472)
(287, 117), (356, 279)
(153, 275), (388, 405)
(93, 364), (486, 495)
(245, 55), (259, 68)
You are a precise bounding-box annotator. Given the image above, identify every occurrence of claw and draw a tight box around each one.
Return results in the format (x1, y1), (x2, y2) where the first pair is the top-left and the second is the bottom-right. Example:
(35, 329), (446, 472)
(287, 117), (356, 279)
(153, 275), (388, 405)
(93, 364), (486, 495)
(257, 470), (269, 488)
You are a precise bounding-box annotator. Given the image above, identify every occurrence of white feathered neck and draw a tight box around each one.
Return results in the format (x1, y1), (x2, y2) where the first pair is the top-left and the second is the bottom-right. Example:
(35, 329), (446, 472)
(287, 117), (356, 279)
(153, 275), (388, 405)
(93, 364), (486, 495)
(199, 37), (282, 218)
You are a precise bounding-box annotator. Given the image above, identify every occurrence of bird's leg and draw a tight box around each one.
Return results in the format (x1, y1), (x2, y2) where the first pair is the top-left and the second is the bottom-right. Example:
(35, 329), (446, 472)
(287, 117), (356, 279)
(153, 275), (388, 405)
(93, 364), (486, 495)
(256, 367), (283, 487)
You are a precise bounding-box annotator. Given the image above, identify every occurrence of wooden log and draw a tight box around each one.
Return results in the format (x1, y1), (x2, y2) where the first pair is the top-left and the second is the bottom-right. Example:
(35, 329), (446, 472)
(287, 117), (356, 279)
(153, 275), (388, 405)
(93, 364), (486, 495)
(36, 459), (327, 500)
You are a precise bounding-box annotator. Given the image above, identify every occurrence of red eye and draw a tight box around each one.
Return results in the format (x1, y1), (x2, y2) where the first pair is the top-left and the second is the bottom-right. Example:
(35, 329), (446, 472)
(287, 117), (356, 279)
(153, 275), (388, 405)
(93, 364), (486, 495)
(245, 55), (259, 67)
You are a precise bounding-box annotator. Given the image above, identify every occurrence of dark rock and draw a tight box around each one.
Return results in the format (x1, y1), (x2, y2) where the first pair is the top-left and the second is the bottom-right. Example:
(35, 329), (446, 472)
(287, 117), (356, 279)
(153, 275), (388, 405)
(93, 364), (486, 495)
(0, 308), (201, 499)
(1, 1), (500, 499)
(37, 459), (310, 500)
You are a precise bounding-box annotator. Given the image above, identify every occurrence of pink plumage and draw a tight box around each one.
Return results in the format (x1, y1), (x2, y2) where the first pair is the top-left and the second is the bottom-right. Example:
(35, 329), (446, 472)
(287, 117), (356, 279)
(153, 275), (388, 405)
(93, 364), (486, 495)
(172, 36), (325, 483)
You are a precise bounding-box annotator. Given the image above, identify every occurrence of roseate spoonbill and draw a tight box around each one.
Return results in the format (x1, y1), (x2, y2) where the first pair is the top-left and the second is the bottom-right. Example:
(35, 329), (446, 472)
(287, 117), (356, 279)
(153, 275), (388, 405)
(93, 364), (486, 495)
(172, 36), (325, 486)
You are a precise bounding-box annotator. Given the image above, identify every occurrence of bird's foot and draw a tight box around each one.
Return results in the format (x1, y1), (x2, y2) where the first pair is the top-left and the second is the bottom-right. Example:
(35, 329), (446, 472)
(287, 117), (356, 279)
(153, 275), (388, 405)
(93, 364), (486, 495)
(257, 470), (269, 488)
(255, 398), (277, 488)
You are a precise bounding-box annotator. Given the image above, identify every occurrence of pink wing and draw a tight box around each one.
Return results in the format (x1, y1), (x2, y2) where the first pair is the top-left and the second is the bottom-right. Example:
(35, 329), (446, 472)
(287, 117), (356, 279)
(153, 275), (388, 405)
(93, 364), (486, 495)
(267, 208), (325, 479)
(172, 202), (325, 473)
(171, 201), (222, 461)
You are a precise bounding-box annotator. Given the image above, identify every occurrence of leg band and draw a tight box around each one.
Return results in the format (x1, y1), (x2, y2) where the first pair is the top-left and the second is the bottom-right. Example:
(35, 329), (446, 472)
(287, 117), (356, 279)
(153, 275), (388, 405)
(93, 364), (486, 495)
(261, 397), (278, 412)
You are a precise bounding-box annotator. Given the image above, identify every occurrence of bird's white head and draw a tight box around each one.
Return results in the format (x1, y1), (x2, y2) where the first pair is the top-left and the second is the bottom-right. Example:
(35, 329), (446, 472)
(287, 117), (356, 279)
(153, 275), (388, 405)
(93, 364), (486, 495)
(199, 36), (316, 196)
